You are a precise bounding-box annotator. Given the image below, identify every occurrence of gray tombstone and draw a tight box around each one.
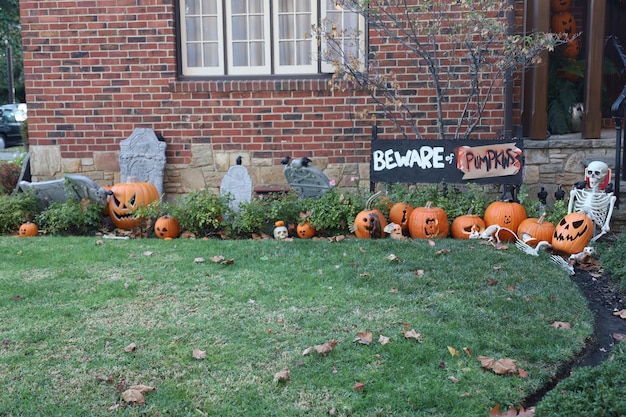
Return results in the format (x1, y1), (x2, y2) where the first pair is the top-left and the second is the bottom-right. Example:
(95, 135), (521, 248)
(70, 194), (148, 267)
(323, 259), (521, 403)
(119, 128), (166, 197)
(18, 174), (107, 209)
(220, 164), (252, 211)
(283, 159), (331, 199)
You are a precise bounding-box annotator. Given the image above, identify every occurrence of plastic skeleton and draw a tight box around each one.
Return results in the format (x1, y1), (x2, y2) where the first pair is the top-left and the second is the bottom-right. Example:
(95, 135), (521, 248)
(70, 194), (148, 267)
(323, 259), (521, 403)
(568, 161), (617, 241)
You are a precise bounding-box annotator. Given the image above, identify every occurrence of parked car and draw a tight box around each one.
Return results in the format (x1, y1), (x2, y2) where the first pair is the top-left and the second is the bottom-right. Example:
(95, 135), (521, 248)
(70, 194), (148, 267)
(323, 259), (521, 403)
(0, 103), (27, 149)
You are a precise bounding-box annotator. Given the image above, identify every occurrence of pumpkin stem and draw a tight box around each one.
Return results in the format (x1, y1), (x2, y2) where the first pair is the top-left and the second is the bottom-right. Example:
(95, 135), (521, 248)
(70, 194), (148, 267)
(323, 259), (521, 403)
(538, 212), (547, 224)
(424, 201), (433, 209)
(365, 191), (384, 210)
(466, 205), (475, 216)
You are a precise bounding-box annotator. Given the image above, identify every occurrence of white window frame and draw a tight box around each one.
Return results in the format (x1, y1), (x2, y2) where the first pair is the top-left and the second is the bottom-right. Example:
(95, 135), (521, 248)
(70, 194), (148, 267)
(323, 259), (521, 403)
(179, 0), (365, 77)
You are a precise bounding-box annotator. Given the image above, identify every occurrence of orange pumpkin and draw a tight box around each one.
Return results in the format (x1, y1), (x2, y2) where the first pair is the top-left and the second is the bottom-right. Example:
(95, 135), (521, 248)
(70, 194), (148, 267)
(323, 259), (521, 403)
(19, 222), (38, 237)
(552, 212), (594, 255)
(451, 207), (485, 240)
(552, 12), (577, 39)
(561, 39), (579, 59)
(483, 200), (527, 242)
(106, 177), (160, 229)
(296, 221), (316, 239)
(388, 202), (414, 232)
(517, 213), (555, 246)
(154, 215), (180, 239)
(408, 201), (449, 239)
(353, 192), (387, 239)
(551, 0), (571, 12)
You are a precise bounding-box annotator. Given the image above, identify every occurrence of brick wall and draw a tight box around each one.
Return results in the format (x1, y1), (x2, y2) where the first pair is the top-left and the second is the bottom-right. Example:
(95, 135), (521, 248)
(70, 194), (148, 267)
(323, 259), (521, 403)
(20, 0), (515, 197)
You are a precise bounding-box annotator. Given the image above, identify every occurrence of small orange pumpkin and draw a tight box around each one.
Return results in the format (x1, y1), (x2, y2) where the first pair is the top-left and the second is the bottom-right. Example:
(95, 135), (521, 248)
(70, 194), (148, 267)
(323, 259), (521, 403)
(483, 200), (527, 242)
(451, 206), (485, 240)
(388, 202), (414, 232)
(154, 215), (180, 239)
(19, 222), (38, 237)
(561, 39), (579, 59)
(106, 177), (160, 229)
(296, 222), (316, 239)
(408, 201), (449, 239)
(353, 192), (388, 239)
(552, 212), (594, 255)
(517, 213), (555, 246)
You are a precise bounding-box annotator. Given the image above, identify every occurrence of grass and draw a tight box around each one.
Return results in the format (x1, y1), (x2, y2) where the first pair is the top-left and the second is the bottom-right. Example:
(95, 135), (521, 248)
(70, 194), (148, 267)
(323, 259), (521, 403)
(0, 236), (593, 416)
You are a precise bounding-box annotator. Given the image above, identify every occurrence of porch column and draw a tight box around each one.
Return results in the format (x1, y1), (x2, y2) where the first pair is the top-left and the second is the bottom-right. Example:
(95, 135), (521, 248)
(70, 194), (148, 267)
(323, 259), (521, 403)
(522, 0), (550, 140)
(582, 0), (607, 138)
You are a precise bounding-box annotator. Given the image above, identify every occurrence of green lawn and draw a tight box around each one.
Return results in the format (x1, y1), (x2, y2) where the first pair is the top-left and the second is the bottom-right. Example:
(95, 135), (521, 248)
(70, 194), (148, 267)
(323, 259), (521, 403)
(0, 236), (593, 416)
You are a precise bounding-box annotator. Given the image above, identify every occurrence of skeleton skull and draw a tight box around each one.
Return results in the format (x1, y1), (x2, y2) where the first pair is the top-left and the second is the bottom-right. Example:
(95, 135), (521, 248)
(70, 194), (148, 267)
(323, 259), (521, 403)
(585, 161), (610, 191)
(274, 226), (288, 240)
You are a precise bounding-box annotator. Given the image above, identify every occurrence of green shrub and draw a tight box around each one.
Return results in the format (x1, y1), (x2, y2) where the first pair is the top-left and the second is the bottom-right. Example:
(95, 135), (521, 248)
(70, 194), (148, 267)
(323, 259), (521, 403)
(0, 192), (40, 234)
(227, 191), (305, 236)
(303, 188), (364, 234)
(535, 344), (626, 417)
(170, 189), (231, 237)
(518, 186), (569, 225)
(0, 161), (21, 194)
(36, 199), (104, 235)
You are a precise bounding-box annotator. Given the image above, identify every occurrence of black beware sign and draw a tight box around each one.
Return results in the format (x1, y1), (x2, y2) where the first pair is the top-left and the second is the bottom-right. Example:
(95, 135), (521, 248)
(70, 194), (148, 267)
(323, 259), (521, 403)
(370, 139), (524, 185)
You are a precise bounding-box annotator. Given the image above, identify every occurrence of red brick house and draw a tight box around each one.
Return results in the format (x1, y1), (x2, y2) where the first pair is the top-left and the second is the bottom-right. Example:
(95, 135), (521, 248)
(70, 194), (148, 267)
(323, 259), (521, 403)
(19, 0), (618, 199)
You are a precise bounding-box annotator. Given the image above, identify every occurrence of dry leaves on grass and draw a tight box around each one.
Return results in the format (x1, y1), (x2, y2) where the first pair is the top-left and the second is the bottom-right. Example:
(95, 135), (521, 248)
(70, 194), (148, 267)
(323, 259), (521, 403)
(613, 309), (626, 319)
(402, 329), (423, 342)
(209, 255), (234, 265)
(273, 367), (290, 383)
(551, 321), (572, 329)
(192, 348), (206, 359)
(121, 384), (156, 406)
(354, 331), (373, 345)
(124, 343), (137, 353)
(478, 356), (518, 375)
(302, 339), (338, 356)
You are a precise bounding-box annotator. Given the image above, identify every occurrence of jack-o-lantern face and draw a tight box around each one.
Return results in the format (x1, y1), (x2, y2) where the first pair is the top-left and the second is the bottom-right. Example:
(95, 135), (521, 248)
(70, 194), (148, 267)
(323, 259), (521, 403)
(154, 215), (180, 239)
(552, 213), (593, 255)
(106, 179), (159, 229)
(552, 12), (577, 39)
(551, 0), (571, 12)
(424, 218), (439, 238)
(389, 203), (414, 232)
(408, 202), (449, 239)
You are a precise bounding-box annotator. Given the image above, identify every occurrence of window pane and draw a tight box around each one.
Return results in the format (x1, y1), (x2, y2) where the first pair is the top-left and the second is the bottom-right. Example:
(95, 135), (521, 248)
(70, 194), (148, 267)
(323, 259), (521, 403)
(186, 43), (202, 67)
(203, 43), (219, 66)
(249, 41), (265, 66)
(202, 16), (218, 40)
(297, 40), (310, 65)
(279, 41), (294, 65)
(296, 14), (309, 36)
(186, 0), (200, 15)
(202, 0), (217, 14)
(278, 0), (293, 12)
(279, 15), (294, 39)
(186, 17), (201, 41)
(232, 16), (247, 40)
(249, 16), (264, 39)
(249, 0), (264, 14)
(296, 0), (309, 12)
(232, 0), (246, 14)
(233, 43), (248, 66)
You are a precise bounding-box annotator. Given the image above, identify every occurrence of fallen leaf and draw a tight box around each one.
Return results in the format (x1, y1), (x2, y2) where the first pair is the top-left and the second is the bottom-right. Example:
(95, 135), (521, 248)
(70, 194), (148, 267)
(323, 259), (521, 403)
(328, 235), (345, 242)
(448, 375), (459, 383)
(193, 348), (206, 359)
(95, 375), (113, 382)
(493, 266), (502, 271)
(124, 343), (137, 352)
(194, 257), (205, 263)
(359, 247), (367, 253)
(478, 355), (518, 375)
(551, 321), (572, 329)
(386, 253), (400, 261)
(354, 331), (373, 345)
(428, 240), (436, 246)
(447, 345), (460, 356)
(613, 309), (626, 319)
(403, 329), (422, 342)
(121, 385), (155, 406)
(143, 251), (153, 256)
(353, 382), (365, 390)
(435, 249), (451, 255)
(389, 288), (398, 294)
(221, 258), (234, 265)
(116, 377), (126, 392)
(518, 368), (529, 378)
(463, 347), (472, 356)
(108, 403), (120, 411)
(489, 404), (535, 417)
(273, 367), (290, 383)
(414, 269), (425, 276)
(210, 255), (225, 263)
(378, 335), (390, 345)
(612, 333), (626, 341)
(302, 339), (338, 356)
(493, 242), (508, 251)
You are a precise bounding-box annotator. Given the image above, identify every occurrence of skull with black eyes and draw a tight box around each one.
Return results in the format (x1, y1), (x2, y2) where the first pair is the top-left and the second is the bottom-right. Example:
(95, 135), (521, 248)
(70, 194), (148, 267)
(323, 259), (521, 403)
(585, 161), (609, 191)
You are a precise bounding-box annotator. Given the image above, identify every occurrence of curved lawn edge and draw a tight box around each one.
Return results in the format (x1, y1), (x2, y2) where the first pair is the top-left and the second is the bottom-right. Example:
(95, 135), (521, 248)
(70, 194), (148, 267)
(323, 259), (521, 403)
(0, 237), (593, 416)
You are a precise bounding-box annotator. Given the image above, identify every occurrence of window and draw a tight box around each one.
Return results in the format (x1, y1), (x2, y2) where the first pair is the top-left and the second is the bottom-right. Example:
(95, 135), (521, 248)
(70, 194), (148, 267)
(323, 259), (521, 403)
(178, 0), (364, 77)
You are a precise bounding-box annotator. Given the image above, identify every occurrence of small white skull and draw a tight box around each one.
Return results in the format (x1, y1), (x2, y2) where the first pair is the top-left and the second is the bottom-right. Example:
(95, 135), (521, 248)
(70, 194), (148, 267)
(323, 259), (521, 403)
(585, 161), (609, 191)
(274, 226), (288, 240)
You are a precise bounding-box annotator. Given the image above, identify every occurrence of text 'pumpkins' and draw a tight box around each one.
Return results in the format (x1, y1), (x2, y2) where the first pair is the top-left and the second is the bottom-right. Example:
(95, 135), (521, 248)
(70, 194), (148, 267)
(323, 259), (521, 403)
(408, 201), (449, 239)
(107, 177), (160, 229)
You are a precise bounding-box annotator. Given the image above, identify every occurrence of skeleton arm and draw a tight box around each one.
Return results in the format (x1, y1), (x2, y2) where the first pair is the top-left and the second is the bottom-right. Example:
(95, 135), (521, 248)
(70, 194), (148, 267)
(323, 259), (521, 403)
(591, 194), (616, 241)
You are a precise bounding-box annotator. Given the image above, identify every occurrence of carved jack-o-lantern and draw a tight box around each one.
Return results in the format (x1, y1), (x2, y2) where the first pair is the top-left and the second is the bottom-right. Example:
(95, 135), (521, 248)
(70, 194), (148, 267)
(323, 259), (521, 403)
(106, 177), (160, 229)
(552, 12), (577, 39)
(19, 222), (39, 237)
(388, 202), (414, 232)
(297, 222), (316, 239)
(483, 200), (527, 242)
(353, 192), (388, 239)
(408, 201), (449, 239)
(517, 213), (555, 246)
(154, 215), (180, 239)
(552, 212), (593, 255)
(451, 207), (486, 240)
